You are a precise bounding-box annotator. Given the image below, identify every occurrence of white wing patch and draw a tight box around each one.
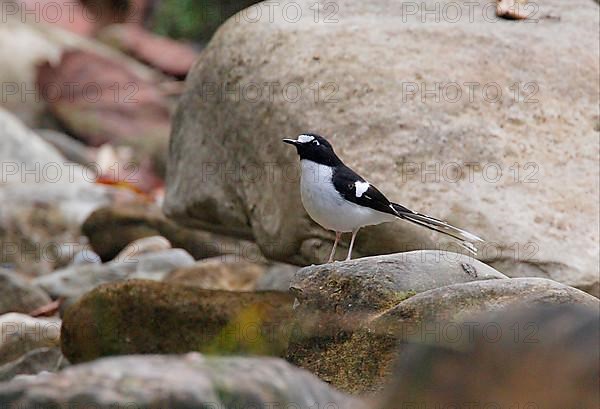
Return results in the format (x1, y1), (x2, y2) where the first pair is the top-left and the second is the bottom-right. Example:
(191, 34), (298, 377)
(297, 134), (315, 143)
(355, 181), (370, 198)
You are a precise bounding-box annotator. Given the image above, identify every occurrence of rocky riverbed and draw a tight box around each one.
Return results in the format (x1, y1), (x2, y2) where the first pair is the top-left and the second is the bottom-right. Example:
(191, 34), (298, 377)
(1, 0), (599, 408)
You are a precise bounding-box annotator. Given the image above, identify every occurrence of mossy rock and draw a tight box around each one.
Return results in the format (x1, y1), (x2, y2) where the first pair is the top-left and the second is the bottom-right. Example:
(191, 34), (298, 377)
(287, 328), (398, 394)
(373, 277), (600, 335)
(290, 251), (507, 337)
(61, 280), (294, 363)
(287, 252), (506, 393)
(286, 255), (599, 394)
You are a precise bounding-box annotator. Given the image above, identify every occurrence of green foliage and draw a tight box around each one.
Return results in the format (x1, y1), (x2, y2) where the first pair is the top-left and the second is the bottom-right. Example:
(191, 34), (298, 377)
(151, 0), (260, 42)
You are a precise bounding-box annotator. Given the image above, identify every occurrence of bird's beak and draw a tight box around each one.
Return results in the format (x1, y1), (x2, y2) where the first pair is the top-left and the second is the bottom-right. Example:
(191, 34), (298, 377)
(282, 138), (299, 146)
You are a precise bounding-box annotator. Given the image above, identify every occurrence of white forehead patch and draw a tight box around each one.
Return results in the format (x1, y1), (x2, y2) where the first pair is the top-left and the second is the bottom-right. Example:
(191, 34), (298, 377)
(297, 134), (315, 143)
(355, 181), (370, 198)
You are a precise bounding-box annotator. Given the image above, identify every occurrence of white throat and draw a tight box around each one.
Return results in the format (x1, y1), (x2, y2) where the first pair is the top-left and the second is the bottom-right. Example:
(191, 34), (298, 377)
(300, 159), (333, 185)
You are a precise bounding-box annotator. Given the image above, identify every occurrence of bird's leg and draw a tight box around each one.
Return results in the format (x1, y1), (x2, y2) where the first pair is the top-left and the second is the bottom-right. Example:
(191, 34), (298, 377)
(346, 228), (360, 261)
(328, 231), (342, 263)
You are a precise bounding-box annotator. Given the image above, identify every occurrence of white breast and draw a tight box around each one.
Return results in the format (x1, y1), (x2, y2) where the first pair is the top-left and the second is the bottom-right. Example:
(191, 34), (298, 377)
(299, 160), (396, 232)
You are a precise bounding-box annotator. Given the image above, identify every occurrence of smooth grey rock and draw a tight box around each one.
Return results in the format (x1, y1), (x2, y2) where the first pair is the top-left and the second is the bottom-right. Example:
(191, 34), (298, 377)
(0, 269), (51, 315)
(34, 263), (133, 301)
(34, 249), (196, 301)
(164, 0), (599, 296)
(35, 129), (94, 165)
(291, 251), (508, 316)
(0, 110), (63, 168)
(0, 354), (360, 408)
(71, 249), (102, 266)
(114, 235), (172, 262)
(373, 277), (600, 334)
(0, 313), (61, 365)
(255, 263), (299, 292)
(133, 249), (195, 279)
(0, 348), (65, 382)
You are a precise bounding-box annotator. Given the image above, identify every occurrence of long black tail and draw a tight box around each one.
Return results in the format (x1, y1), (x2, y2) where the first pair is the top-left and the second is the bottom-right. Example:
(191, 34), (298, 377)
(391, 203), (484, 255)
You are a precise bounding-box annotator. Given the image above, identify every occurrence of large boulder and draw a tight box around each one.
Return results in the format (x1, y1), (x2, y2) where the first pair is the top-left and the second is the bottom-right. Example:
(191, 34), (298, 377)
(61, 280), (295, 363)
(164, 0), (600, 296)
(0, 353), (359, 408)
(378, 304), (600, 409)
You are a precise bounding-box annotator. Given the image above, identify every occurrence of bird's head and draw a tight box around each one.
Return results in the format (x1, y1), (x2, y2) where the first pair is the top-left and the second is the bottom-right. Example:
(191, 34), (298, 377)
(282, 134), (341, 165)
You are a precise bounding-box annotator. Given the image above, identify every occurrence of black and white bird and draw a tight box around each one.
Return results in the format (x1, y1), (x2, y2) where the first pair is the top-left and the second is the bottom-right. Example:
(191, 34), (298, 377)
(283, 133), (484, 262)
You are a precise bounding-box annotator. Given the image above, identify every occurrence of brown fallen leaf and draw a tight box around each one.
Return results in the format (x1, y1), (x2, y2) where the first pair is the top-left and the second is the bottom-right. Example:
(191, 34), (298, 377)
(29, 298), (62, 317)
(497, 0), (530, 20)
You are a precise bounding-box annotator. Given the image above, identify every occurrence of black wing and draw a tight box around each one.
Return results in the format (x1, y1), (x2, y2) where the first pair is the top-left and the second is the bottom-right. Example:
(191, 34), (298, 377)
(332, 165), (401, 216)
(331, 165), (482, 254)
